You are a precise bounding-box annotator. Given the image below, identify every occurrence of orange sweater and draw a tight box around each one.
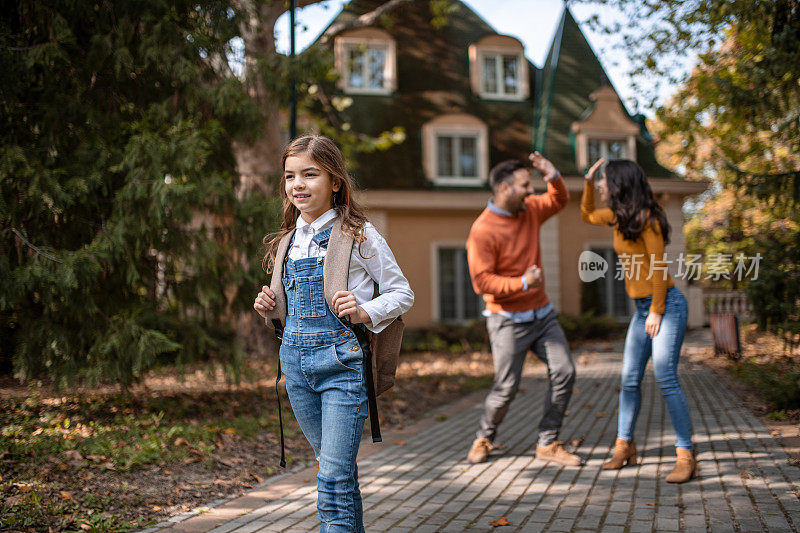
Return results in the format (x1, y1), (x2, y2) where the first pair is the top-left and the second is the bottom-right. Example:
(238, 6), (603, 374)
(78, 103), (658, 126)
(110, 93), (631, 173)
(580, 180), (674, 314)
(466, 177), (569, 313)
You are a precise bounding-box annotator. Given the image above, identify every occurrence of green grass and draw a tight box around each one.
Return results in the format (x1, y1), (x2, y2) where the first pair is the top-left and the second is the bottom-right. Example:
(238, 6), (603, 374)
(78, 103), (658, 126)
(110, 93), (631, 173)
(0, 386), (301, 531)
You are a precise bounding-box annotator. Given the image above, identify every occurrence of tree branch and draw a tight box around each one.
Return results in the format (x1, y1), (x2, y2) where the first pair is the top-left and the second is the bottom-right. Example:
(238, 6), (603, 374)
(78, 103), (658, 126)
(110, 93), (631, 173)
(8, 228), (64, 263)
(319, 0), (414, 45)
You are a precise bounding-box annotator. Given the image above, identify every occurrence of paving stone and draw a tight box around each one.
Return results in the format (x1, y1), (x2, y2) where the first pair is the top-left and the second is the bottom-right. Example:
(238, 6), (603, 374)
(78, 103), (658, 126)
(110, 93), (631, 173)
(165, 343), (800, 533)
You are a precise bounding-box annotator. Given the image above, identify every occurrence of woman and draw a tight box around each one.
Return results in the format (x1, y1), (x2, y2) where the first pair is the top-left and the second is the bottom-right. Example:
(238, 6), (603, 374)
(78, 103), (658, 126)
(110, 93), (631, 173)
(582, 158), (696, 483)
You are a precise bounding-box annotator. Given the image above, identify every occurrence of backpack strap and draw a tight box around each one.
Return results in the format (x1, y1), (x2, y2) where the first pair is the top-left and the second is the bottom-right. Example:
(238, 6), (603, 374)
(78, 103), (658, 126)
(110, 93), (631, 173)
(347, 318), (382, 443)
(265, 230), (295, 330)
(323, 219), (354, 310)
(325, 221), (382, 443)
(265, 230), (293, 468)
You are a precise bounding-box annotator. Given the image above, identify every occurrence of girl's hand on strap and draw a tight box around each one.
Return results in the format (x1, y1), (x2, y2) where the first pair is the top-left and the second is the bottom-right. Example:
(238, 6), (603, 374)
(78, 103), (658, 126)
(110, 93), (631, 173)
(332, 290), (371, 325)
(585, 158), (605, 182)
(253, 285), (276, 319)
(645, 311), (662, 338)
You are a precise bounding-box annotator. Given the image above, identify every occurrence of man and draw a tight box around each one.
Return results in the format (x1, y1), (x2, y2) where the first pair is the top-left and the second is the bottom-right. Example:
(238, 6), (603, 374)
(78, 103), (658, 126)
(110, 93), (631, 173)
(465, 151), (580, 466)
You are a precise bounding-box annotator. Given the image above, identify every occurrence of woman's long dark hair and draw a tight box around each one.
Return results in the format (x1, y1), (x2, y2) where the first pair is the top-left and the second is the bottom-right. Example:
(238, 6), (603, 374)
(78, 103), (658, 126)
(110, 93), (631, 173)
(604, 159), (671, 244)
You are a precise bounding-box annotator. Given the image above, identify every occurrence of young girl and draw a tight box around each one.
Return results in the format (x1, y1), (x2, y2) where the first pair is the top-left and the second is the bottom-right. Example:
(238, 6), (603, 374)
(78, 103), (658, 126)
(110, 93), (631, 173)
(253, 135), (414, 531)
(582, 158), (696, 483)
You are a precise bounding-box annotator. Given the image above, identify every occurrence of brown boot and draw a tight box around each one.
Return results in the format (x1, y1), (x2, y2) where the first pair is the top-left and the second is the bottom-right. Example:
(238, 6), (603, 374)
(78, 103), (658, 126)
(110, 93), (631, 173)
(666, 447), (697, 483)
(602, 438), (638, 470)
(467, 437), (493, 464)
(536, 441), (583, 466)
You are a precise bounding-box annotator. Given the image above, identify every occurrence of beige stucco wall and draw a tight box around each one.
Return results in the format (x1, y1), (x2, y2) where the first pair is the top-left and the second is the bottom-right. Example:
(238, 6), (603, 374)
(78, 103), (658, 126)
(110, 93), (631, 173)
(374, 208), (483, 328)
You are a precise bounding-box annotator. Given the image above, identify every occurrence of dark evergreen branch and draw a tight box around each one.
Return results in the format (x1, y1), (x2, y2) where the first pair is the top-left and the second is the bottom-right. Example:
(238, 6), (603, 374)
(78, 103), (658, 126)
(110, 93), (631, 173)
(8, 227), (64, 263)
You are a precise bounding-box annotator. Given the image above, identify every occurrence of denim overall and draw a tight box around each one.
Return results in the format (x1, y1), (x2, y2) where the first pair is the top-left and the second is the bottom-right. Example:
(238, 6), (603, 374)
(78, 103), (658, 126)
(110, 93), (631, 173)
(280, 227), (368, 533)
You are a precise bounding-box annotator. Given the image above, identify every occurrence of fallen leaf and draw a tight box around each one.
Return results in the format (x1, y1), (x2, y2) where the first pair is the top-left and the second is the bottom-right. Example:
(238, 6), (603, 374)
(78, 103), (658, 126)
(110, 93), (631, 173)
(394, 440), (405, 446)
(85, 454), (107, 462)
(64, 450), (83, 461)
(573, 388), (581, 394)
(645, 502), (656, 506)
(251, 472), (264, 483)
(595, 412), (607, 418)
(184, 457), (200, 464)
(151, 505), (163, 511)
(489, 516), (510, 526)
(583, 402), (593, 408)
(173, 437), (190, 447)
(13, 483), (34, 493)
(222, 428), (237, 434)
(80, 522), (91, 531)
(97, 461), (116, 470)
(571, 436), (586, 447)
(59, 491), (75, 501)
(4, 494), (24, 508)
(31, 428), (43, 436)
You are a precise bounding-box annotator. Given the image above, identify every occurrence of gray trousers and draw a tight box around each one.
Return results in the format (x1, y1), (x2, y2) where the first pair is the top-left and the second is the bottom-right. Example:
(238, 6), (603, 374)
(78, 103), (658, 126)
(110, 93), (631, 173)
(477, 310), (576, 446)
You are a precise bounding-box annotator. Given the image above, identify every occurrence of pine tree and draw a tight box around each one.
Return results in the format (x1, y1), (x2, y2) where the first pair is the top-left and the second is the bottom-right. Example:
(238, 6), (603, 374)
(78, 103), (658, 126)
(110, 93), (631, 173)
(0, 0), (277, 388)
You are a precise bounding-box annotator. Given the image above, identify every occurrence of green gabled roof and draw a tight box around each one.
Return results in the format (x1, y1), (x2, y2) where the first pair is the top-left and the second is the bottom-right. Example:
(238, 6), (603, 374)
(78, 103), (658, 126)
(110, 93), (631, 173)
(533, 8), (675, 178)
(307, 0), (538, 190)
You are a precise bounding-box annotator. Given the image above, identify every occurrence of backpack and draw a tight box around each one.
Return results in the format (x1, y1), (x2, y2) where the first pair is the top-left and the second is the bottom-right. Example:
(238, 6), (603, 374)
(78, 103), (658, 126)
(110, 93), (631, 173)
(264, 218), (404, 464)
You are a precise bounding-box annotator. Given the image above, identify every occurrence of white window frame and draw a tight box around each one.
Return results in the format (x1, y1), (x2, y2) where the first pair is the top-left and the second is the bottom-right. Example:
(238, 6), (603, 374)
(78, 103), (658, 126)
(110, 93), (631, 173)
(477, 48), (525, 100)
(433, 130), (482, 185)
(586, 137), (633, 164)
(336, 36), (396, 96)
(422, 117), (489, 187)
(431, 241), (485, 323)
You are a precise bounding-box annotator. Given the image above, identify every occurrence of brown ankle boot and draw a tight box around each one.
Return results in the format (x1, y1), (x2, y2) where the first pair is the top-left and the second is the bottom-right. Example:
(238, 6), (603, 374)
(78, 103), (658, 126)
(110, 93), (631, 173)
(602, 438), (637, 470)
(666, 447), (697, 483)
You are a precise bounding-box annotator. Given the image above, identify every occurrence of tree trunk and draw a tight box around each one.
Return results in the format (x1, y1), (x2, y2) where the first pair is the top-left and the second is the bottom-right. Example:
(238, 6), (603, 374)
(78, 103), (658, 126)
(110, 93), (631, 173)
(234, 1), (286, 197)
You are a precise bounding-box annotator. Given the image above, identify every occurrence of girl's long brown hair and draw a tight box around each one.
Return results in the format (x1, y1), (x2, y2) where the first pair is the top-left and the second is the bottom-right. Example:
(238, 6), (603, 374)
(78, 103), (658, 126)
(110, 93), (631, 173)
(262, 135), (370, 274)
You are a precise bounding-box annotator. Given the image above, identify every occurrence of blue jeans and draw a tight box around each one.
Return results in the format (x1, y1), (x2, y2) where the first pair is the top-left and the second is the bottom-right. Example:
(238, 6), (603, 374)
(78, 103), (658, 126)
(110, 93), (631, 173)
(617, 287), (693, 450)
(280, 227), (368, 532)
(280, 339), (367, 533)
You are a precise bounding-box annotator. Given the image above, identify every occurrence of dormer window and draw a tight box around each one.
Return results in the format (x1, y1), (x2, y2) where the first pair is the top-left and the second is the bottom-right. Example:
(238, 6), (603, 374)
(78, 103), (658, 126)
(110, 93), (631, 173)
(334, 28), (397, 95)
(481, 53), (519, 96)
(571, 86), (639, 170)
(422, 114), (489, 187)
(469, 35), (529, 101)
(588, 138), (630, 165)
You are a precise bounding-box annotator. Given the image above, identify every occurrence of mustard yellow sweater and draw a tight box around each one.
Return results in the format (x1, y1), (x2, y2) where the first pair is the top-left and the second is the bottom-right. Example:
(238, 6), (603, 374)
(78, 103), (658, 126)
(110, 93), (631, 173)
(581, 181), (674, 314)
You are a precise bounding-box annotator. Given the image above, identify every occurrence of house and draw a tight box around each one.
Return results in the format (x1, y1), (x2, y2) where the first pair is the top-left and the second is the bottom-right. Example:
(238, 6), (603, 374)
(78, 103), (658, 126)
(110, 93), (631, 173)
(312, 0), (708, 327)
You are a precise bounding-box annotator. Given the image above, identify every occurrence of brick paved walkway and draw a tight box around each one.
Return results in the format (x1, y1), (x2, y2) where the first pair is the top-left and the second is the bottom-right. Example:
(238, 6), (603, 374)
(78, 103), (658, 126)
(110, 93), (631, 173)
(158, 340), (800, 532)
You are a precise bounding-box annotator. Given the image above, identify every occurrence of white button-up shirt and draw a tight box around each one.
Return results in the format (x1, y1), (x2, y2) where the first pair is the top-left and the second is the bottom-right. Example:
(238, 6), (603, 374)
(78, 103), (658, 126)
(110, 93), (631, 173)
(289, 209), (414, 333)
